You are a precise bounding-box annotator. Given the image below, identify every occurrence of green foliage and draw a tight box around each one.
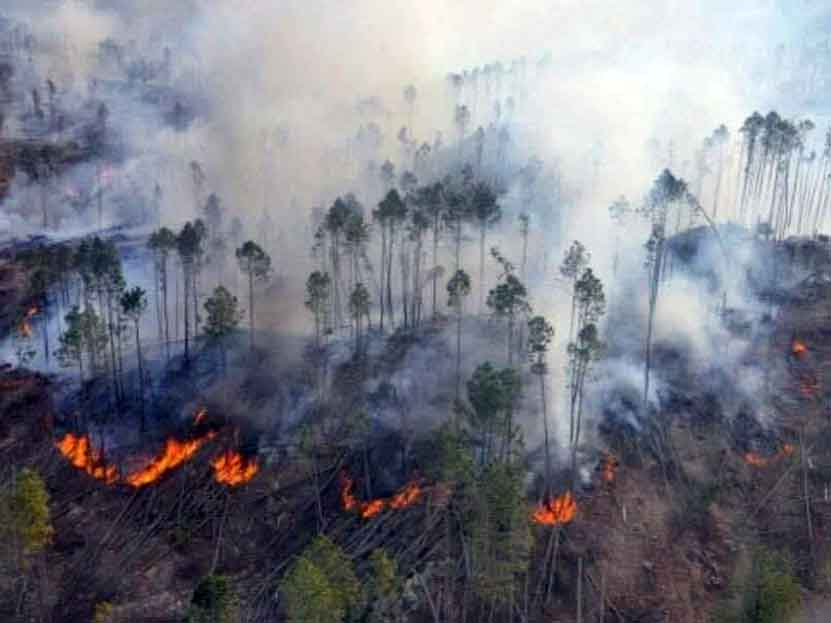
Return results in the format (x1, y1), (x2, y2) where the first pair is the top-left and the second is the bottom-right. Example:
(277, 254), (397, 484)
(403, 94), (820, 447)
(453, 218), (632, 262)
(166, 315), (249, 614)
(446, 269), (471, 309)
(368, 549), (400, 599)
(119, 286), (148, 323)
(373, 190), (407, 227)
(714, 548), (801, 623)
(485, 274), (530, 319)
(560, 240), (590, 281)
(365, 549), (404, 623)
(187, 574), (238, 623)
(282, 557), (343, 623)
(527, 315), (554, 374)
(4, 468), (53, 555)
(57, 306), (108, 376)
(430, 422), (476, 485)
(281, 536), (359, 623)
(467, 362), (519, 435)
(469, 460), (530, 606)
(235, 240), (271, 280)
(203, 286), (242, 341)
(348, 283), (370, 321)
(93, 601), (115, 623)
(574, 268), (605, 326)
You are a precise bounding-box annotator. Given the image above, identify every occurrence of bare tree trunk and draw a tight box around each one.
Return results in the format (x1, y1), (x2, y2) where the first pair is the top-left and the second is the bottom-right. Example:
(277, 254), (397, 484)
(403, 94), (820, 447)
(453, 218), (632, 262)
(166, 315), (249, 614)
(135, 320), (145, 431)
(432, 218), (440, 317)
(248, 269), (254, 350)
(540, 372), (551, 495)
(379, 225), (386, 332)
(183, 265), (190, 364)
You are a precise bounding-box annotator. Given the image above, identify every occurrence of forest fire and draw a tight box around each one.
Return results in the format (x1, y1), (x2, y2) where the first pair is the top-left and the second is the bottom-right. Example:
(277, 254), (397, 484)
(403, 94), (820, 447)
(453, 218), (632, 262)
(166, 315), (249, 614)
(18, 306), (39, 338)
(126, 432), (216, 487)
(792, 340), (808, 356)
(211, 450), (258, 486)
(55, 433), (118, 484)
(340, 472), (424, 519)
(532, 491), (577, 526)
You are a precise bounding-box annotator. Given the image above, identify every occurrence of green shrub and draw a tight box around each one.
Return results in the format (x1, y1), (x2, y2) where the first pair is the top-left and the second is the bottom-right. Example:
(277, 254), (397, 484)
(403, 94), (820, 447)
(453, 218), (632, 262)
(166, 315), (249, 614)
(187, 574), (238, 623)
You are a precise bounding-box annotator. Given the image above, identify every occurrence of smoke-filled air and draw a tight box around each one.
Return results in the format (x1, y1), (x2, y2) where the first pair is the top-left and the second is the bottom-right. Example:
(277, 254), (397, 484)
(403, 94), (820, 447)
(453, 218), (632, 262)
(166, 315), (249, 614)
(2, 1), (831, 621)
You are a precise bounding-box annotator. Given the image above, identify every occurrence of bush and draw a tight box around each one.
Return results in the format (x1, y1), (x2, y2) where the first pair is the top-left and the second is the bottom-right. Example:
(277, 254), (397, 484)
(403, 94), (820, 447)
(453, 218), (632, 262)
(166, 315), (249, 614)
(187, 574), (238, 623)
(280, 536), (359, 623)
(713, 548), (801, 623)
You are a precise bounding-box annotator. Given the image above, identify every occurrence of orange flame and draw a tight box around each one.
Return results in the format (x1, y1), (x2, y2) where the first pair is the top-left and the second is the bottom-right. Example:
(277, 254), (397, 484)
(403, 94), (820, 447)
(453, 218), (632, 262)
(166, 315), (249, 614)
(211, 450), (258, 486)
(340, 472), (424, 519)
(55, 433), (118, 484)
(125, 432), (216, 487)
(532, 491), (577, 526)
(602, 454), (619, 484)
(389, 480), (423, 509)
(792, 340), (808, 356)
(744, 444), (796, 468)
(193, 407), (207, 426)
(744, 452), (769, 467)
(18, 306), (39, 338)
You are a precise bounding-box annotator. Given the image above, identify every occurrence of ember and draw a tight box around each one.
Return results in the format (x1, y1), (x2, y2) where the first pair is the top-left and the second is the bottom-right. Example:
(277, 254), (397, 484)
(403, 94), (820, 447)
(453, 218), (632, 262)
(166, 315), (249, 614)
(56, 433), (118, 484)
(126, 432), (216, 487)
(211, 450), (258, 486)
(532, 491), (577, 526)
(18, 306), (39, 338)
(193, 407), (207, 426)
(602, 453), (619, 484)
(744, 444), (796, 468)
(792, 340), (808, 356)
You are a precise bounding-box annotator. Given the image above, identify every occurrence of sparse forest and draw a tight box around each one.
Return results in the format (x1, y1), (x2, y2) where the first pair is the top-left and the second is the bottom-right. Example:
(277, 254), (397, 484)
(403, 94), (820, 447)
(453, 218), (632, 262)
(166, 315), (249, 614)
(2, 3), (831, 623)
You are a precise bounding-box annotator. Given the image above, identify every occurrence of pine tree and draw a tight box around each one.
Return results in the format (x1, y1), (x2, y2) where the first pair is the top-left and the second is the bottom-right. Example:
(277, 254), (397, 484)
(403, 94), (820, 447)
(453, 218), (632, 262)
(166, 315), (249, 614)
(235, 240), (271, 350)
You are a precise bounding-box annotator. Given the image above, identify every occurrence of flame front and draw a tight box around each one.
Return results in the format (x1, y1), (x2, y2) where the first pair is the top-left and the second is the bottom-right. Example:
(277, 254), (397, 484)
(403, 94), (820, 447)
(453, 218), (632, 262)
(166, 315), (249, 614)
(389, 480), (422, 509)
(56, 433), (118, 484)
(126, 432), (216, 487)
(340, 472), (423, 519)
(792, 340), (808, 356)
(211, 450), (258, 486)
(532, 491), (577, 526)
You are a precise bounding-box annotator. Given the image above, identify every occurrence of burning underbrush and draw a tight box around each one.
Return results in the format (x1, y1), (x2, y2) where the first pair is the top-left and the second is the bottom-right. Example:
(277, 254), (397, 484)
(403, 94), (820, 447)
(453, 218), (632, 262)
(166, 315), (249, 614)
(531, 491), (578, 526)
(339, 471), (425, 519)
(54, 409), (259, 488)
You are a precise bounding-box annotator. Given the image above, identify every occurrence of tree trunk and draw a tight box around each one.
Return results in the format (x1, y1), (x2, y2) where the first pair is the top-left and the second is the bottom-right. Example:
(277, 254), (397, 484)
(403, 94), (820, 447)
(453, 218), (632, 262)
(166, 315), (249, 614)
(540, 371), (551, 495)
(106, 295), (120, 403)
(455, 302), (462, 403)
(432, 218), (439, 317)
(183, 265), (190, 364)
(379, 225), (386, 332)
(161, 255), (169, 359)
(479, 226), (486, 313)
(248, 269), (255, 350)
(387, 226), (395, 327)
(135, 320), (145, 431)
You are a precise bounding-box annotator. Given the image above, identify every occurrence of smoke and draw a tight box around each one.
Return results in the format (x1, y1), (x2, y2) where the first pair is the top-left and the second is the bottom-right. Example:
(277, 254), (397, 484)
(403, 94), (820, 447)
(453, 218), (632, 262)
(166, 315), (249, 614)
(2, 0), (824, 456)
